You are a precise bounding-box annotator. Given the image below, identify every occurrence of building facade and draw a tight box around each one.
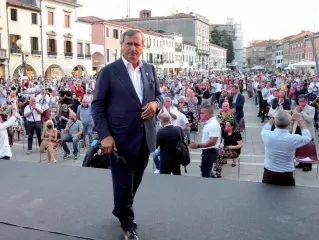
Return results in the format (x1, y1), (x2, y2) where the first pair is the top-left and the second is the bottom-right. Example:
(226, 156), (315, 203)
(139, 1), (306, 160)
(0, 0), (9, 80)
(182, 41), (197, 74)
(208, 43), (227, 70)
(304, 33), (319, 61)
(7, 0), (43, 79)
(275, 49), (283, 68)
(41, 0), (92, 79)
(288, 31), (313, 64)
(112, 10), (210, 70)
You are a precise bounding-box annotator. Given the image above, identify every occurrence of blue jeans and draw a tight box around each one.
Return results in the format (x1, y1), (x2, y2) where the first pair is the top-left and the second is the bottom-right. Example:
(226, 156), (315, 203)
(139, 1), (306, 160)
(62, 134), (80, 156)
(152, 149), (160, 170)
(82, 123), (93, 143)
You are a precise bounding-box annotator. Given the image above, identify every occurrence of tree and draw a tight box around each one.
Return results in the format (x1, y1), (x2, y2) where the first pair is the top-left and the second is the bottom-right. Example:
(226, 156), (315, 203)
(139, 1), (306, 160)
(210, 27), (235, 63)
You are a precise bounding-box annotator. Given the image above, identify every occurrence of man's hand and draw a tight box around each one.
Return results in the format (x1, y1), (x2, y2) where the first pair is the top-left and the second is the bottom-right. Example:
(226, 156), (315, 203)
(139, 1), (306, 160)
(291, 112), (300, 121)
(189, 142), (198, 149)
(101, 136), (117, 155)
(141, 101), (158, 120)
(295, 106), (302, 113)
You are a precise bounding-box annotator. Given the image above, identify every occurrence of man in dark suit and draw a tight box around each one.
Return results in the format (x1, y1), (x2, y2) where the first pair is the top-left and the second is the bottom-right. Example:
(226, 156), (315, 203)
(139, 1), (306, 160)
(91, 29), (163, 240)
(156, 113), (182, 175)
(231, 85), (245, 123)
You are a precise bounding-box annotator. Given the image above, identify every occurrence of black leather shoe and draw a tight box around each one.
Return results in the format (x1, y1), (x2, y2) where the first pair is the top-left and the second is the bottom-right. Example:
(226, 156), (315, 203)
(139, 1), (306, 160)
(302, 167), (312, 172)
(123, 230), (139, 240)
(295, 164), (303, 169)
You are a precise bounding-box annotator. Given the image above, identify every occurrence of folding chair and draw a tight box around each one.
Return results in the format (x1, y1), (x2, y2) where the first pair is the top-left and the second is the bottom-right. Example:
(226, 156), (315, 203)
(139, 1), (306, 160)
(294, 142), (319, 179)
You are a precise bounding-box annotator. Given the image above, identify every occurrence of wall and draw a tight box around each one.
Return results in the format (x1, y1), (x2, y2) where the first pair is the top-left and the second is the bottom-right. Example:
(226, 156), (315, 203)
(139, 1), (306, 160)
(0, 0), (9, 79)
(7, 6), (42, 78)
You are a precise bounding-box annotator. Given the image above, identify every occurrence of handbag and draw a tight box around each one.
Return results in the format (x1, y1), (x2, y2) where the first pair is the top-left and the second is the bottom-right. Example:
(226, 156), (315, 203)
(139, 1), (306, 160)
(174, 126), (191, 173)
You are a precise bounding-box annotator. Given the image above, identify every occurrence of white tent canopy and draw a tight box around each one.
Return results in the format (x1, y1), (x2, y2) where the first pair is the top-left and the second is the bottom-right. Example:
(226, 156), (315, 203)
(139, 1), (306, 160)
(292, 61), (316, 67)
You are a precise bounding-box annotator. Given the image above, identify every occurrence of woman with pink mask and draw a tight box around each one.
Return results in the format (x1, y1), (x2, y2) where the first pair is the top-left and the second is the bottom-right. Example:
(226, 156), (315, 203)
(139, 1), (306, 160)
(215, 121), (243, 175)
(271, 90), (291, 111)
(217, 101), (235, 134)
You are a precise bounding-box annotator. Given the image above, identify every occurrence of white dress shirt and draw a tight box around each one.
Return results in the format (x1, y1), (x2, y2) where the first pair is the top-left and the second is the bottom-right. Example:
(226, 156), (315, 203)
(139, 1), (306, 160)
(122, 57), (143, 104)
(261, 123), (311, 172)
(36, 93), (50, 111)
(201, 117), (221, 149)
(24, 104), (42, 122)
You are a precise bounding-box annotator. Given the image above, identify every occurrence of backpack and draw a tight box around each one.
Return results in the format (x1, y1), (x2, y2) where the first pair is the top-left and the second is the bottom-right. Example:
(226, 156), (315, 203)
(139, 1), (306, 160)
(174, 126), (191, 173)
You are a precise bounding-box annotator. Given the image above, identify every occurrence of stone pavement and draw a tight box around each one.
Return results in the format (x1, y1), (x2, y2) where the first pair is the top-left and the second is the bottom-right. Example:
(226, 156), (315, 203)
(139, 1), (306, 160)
(9, 93), (319, 188)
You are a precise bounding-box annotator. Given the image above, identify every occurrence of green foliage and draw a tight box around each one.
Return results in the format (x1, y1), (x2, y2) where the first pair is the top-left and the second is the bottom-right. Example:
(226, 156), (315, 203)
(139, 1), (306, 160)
(210, 27), (235, 63)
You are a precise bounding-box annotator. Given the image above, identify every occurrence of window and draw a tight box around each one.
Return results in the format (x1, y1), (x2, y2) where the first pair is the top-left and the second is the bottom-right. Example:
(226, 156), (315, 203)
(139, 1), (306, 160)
(65, 40), (72, 53)
(10, 35), (21, 49)
(47, 39), (56, 52)
(106, 27), (109, 37)
(106, 48), (109, 62)
(120, 30), (123, 39)
(64, 14), (70, 28)
(85, 43), (90, 54)
(31, 37), (38, 51)
(113, 29), (119, 39)
(31, 13), (37, 24)
(48, 11), (54, 25)
(77, 43), (82, 54)
(11, 9), (17, 21)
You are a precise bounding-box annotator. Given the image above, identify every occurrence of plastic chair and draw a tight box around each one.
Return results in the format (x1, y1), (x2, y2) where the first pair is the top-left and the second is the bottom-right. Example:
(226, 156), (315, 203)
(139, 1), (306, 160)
(294, 142), (319, 179)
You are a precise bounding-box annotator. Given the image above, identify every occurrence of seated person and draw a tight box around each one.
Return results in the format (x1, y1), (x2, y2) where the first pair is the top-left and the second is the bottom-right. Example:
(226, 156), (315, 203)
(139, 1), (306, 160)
(62, 112), (83, 160)
(40, 120), (58, 163)
(215, 121), (243, 178)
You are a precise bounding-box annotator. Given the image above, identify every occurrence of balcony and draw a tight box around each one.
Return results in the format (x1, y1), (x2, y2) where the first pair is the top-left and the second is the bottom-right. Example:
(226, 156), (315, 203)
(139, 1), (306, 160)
(190, 61), (194, 66)
(11, 48), (22, 54)
(31, 50), (42, 55)
(85, 54), (91, 59)
(64, 52), (73, 58)
(0, 49), (7, 59)
(77, 53), (84, 58)
(197, 49), (210, 55)
(48, 51), (57, 57)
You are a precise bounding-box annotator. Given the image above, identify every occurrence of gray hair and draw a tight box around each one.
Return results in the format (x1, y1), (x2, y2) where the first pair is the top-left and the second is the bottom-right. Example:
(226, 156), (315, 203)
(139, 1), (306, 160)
(120, 29), (145, 46)
(274, 107), (291, 129)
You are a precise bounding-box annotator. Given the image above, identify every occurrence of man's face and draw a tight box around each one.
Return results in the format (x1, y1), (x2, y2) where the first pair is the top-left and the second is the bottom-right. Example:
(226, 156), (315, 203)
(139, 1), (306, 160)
(121, 33), (144, 63)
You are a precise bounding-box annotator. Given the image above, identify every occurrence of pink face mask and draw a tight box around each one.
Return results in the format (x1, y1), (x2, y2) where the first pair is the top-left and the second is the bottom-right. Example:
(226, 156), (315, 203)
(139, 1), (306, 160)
(279, 93), (285, 98)
(299, 102), (307, 108)
(222, 107), (229, 112)
(231, 90), (236, 95)
(200, 114), (207, 121)
(51, 92), (56, 97)
(225, 126), (232, 133)
(165, 102), (171, 108)
(82, 103), (88, 108)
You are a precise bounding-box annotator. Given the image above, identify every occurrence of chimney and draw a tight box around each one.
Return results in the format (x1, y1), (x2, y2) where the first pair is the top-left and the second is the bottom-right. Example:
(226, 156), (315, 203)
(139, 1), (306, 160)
(139, 10), (151, 18)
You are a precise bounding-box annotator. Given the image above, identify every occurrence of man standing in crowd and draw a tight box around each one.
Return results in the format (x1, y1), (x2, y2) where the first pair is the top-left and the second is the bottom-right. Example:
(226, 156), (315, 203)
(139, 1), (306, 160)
(156, 113), (182, 175)
(24, 97), (42, 155)
(231, 85), (245, 123)
(189, 104), (221, 178)
(261, 107), (311, 186)
(77, 98), (93, 146)
(92, 29), (162, 240)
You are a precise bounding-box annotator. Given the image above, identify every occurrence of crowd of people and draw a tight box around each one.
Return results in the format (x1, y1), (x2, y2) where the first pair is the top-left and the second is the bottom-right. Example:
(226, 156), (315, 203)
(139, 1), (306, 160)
(0, 68), (318, 184)
(0, 75), (95, 162)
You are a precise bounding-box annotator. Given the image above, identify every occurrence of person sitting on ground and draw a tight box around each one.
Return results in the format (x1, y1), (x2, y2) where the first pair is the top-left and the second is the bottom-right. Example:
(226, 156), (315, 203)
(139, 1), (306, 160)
(261, 107), (311, 186)
(40, 120), (58, 163)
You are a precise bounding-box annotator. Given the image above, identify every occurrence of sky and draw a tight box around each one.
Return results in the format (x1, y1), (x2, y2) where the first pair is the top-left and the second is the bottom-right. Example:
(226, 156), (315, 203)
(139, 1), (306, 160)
(78, 0), (319, 46)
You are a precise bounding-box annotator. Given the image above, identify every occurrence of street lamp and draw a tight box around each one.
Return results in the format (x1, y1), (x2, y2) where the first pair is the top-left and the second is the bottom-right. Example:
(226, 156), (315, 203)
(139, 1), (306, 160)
(16, 40), (30, 77)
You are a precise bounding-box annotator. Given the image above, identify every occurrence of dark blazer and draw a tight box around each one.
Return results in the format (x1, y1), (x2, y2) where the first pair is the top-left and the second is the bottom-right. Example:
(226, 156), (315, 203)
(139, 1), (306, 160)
(234, 93), (245, 121)
(91, 58), (163, 157)
(271, 98), (291, 110)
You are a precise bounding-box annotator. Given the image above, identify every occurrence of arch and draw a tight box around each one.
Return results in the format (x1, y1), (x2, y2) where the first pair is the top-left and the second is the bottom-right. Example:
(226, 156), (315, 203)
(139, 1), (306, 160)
(72, 64), (87, 77)
(44, 63), (65, 80)
(11, 61), (40, 79)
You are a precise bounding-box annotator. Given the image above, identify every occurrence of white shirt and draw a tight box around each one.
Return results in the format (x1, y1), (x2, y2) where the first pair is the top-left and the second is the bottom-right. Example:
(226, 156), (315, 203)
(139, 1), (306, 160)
(24, 104), (42, 122)
(162, 107), (187, 127)
(36, 93), (50, 111)
(122, 56), (143, 104)
(201, 117), (221, 149)
(214, 83), (222, 92)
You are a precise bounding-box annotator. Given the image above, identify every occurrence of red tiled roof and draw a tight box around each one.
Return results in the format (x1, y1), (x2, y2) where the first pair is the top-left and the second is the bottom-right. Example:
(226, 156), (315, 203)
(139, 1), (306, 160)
(78, 16), (106, 23)
(111, 13), (194, 22)
(7, 0), (40, 11)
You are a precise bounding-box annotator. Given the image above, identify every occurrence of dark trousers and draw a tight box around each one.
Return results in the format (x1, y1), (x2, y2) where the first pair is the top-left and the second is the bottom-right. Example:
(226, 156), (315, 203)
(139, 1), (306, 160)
(215, 92), (221, 104)
(262, 168), (295, 186)
(0, 156), (10, 160)
(201, 148), (218, 178)
(110, 134), (150, 231)
(160, 156), (181, 175)
(27, 121), (42, 150)
(261, 100), (268, 121)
